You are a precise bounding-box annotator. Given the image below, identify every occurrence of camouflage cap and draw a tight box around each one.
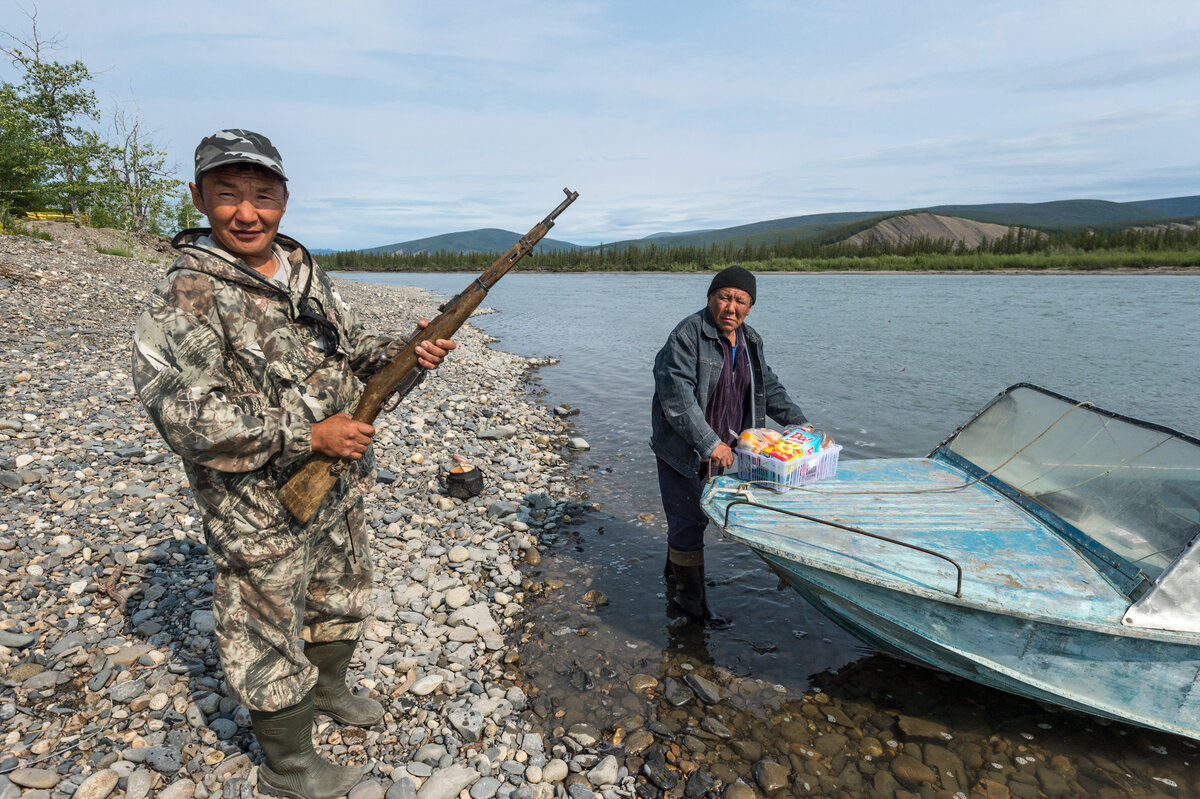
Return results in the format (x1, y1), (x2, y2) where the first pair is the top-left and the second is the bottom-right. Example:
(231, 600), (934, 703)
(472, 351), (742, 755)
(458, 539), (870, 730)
(194, 129), (287, 183)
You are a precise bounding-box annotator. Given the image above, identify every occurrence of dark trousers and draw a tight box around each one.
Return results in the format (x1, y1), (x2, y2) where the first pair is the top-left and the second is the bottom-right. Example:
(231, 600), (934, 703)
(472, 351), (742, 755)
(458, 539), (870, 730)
(656, 457), (715, 552)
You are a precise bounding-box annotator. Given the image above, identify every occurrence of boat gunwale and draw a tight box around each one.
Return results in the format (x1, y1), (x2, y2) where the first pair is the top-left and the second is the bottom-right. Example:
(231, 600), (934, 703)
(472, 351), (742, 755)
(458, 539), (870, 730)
(704, 477), (1200, 646)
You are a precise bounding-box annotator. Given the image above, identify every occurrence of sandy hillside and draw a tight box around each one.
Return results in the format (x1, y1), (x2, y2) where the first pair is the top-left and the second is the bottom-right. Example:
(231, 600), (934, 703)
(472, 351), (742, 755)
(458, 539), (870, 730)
(845, 211), (1018, 249)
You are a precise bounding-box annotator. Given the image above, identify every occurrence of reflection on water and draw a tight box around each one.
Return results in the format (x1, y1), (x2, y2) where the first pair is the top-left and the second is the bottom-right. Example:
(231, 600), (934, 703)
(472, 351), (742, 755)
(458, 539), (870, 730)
(347, 271), (1200, 796)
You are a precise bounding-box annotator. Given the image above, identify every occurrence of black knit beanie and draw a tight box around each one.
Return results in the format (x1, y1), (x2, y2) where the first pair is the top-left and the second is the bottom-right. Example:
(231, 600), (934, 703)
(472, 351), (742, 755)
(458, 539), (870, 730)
(707, 265), (756, 305)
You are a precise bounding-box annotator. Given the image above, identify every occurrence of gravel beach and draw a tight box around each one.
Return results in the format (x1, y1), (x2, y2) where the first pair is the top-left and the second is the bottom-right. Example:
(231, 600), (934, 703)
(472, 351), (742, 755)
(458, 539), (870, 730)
(0, 226), (606, 799)
(4, 226), (1200, 799)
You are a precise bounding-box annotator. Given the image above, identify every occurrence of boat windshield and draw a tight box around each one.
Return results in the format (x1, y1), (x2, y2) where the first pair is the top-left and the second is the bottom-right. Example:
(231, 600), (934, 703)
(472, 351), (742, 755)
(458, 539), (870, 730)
(941, 385), (1200, 583)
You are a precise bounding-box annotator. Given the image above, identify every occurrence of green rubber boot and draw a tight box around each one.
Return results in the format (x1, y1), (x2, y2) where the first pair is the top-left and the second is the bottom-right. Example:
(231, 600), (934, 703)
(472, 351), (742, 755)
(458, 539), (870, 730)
(250, 691), (364, 799)
(306, 639), (384, 727)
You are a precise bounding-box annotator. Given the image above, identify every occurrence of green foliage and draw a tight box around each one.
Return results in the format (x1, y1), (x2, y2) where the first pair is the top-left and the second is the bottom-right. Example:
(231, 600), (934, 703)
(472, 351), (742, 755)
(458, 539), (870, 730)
(0, 207), (50, 238)
(0, 80), (51, 216)
(1, 21), (104, 222)
(172, 187), (200, 233)
(321, 224), (1200, 274)
(1, 13), (181, 236)
(96, 244), (132, 257)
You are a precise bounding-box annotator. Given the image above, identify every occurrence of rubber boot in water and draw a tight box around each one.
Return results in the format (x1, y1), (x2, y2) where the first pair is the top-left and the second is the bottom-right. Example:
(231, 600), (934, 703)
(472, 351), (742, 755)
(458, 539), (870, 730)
(250, 690), (365, 799)
(667, 547), (730, 628)
(306, 640), (384, 727)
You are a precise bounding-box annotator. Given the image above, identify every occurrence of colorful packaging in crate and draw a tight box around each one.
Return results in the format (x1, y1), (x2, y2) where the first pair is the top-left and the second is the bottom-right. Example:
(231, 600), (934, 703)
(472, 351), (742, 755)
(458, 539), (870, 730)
(735, 426), (841, 489)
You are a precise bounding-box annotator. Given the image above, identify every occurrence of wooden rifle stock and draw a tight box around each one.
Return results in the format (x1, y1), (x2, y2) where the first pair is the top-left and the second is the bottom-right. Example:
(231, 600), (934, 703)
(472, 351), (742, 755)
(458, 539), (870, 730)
(279, 188), (579, 523)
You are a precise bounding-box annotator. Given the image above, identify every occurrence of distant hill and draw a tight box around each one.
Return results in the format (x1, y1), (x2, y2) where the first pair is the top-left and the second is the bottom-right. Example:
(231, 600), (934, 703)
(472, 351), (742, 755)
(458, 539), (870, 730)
(1125, 196), (1200, 218)
(363, 227), (580, 255)
(844, 212), (1019, 249)
(597, 196), (1200, 253)
(627, 211), (886, 250)
(358, 195), (1200, 255)
(643, 228), (716, 239)
(921, 199), (1166, 229)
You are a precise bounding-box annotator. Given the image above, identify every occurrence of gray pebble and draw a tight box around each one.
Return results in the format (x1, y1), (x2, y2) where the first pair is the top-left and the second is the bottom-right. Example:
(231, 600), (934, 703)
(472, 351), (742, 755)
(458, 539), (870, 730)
(125, 770), (154, 799)
(385, 778), (417, 799)
(449, 708), (484, 742)
(22, 670), (65, 692)
(469, 777), (502, 799)
(189, 610), (215, 634)
(416, 765), (480, 799)
(586, 756), (619, 787)
(7, 769), (59, 789)
(108, 678), (146, 703)
(209, 718), (238, 740)
(122, 748), (149, 764)
(349, 780), (385, 799)
(145, 746), (184, 774)
(0, 629), (35, 648)
(477, 426), (518, 440)
(157, 780), (198, 799)
(72, 770), (119, 799)
(683, 673), (723, 704)
(186, 704), (207, 728)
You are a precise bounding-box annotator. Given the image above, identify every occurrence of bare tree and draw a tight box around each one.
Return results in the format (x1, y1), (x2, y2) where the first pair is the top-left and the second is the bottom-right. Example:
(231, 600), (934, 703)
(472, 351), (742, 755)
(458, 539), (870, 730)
(101, 102), (179, 233)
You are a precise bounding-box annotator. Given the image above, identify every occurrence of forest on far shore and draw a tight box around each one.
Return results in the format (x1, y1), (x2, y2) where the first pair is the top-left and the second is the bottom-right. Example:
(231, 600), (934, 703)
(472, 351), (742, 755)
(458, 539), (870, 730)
(321, 224), (1200, 273)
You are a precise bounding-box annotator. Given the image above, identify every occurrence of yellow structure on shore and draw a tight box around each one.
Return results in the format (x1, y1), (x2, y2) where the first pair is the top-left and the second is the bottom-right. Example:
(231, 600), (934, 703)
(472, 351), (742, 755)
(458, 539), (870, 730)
(25, 211), (81, 223)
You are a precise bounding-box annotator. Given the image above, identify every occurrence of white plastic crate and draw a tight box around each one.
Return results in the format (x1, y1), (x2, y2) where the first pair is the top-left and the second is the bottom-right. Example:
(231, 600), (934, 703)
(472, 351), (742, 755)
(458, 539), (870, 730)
(735, 443), (842, 491)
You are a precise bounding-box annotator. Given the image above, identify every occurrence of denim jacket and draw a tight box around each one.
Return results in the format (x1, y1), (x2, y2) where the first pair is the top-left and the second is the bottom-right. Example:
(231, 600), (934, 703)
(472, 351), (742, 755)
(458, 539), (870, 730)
(651, 307), (807, 478)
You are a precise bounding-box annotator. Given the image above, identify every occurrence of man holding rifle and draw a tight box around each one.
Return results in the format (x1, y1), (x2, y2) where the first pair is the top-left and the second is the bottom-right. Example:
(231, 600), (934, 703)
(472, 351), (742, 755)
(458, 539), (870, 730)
(133, 129), (455, 799)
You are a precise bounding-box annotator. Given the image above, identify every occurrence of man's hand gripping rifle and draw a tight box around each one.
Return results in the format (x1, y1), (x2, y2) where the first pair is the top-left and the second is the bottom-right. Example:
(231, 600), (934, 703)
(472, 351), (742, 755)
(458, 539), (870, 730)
(279, 188), (580, 523)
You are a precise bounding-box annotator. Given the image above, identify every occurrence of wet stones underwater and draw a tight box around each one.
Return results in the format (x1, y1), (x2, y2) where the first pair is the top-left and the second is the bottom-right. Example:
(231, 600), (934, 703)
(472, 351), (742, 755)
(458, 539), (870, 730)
(0, 229), (1196, 799)
(517, 537), (1200, 799)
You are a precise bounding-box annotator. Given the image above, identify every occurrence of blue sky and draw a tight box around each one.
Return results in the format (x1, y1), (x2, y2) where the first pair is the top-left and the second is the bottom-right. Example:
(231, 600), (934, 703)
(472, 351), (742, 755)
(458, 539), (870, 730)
(5, 1), (1199, 249)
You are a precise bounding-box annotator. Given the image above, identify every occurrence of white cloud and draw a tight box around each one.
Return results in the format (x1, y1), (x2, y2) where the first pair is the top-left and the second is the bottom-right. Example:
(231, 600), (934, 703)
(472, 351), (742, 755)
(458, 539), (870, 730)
(5, 0), (1199, 248)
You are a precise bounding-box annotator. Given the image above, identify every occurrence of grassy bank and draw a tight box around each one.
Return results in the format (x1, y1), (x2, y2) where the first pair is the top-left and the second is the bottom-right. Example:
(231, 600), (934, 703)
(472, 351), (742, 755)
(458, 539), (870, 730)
(326, 246), (1200, 273)
(745, 248), (1200, 272)
(323, 221), (1200, 273)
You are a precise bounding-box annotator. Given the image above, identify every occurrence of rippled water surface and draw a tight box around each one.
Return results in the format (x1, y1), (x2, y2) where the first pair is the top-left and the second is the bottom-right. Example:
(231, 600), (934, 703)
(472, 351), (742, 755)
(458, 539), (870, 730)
(345, 270), (1200, 795)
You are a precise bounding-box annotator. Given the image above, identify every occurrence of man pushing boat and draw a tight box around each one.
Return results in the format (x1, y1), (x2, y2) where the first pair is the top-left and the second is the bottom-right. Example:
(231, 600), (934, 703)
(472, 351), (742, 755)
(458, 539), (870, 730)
(650, 265), (811, 625)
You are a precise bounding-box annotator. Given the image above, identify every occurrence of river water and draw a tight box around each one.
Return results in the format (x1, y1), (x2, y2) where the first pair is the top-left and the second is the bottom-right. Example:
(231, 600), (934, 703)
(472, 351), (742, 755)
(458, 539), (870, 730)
(345, 271), (1200, 796)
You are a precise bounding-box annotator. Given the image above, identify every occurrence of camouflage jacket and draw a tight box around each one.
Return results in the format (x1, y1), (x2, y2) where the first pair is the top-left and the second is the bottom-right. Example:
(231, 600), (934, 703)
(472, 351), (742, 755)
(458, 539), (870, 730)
(132, 230), (405, 571)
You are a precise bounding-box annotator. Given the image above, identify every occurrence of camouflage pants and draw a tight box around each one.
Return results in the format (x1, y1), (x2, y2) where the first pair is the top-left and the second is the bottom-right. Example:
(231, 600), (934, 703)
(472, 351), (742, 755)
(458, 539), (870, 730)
(212, 499), (373, 712)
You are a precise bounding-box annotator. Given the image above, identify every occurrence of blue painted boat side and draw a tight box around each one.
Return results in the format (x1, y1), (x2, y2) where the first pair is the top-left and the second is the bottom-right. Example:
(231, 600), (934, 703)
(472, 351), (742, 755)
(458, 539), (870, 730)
(762, 552), (1200, 741)
(703, 461), (1131, 628)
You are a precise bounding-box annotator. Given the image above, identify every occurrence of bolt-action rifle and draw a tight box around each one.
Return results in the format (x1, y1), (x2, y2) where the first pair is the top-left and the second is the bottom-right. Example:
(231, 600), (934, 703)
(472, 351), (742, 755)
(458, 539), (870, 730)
(279, 188), (579, 523)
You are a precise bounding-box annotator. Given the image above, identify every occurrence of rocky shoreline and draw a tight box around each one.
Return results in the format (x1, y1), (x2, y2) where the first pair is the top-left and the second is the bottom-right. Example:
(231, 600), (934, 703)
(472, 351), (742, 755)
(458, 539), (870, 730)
(0, 229), (613, 799)
(4, 228), (1200, 799)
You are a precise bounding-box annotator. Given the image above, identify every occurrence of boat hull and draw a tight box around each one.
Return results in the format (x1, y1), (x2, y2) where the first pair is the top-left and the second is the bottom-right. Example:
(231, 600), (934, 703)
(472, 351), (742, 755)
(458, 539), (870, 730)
(759, 549), (1200, 741)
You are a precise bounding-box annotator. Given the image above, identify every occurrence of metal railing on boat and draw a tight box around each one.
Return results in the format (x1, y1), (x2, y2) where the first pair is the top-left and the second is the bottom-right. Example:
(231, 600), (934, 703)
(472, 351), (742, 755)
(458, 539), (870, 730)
(720, 499), (964, 598)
